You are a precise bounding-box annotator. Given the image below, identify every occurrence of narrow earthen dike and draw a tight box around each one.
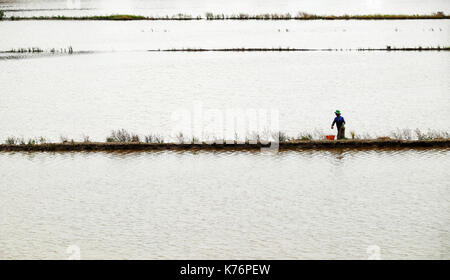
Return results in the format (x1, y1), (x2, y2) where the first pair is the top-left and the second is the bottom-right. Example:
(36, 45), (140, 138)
(1, 139), (449, 152)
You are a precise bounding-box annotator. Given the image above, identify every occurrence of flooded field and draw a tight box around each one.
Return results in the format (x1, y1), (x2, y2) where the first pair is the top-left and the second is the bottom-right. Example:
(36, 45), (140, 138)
(0, 149), (449, 259)
(1, 20), (449, 51)
(0, 51), (449, 141)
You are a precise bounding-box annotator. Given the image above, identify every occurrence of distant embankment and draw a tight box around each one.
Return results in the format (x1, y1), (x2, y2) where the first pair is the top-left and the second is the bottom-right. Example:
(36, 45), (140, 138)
(152, 47), (450, 52)
(1, 140), (449, 152)
(1, 12), (449, 21)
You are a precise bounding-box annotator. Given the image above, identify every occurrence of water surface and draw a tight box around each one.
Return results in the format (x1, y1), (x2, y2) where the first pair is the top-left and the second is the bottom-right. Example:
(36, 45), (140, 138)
(0, 51), (448, 141)
(0, 149), (449, 259)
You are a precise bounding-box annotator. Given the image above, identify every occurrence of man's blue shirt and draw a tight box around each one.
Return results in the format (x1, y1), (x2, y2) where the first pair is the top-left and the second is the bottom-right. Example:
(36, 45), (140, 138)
(332, 116), (345, 128)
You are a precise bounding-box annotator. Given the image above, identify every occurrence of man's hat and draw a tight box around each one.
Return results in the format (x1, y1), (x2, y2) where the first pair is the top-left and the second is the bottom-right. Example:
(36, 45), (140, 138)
(335, 110), (341, 114)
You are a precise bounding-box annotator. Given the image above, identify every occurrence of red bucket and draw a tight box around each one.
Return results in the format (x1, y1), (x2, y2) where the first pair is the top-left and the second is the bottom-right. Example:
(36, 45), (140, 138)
(326, 135), (335, 140)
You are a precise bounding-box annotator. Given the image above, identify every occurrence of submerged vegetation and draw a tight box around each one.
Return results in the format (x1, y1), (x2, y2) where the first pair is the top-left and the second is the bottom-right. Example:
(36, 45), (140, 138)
(4, 14), (200, 21)
(1, 11), (448, 21)
(205, 11), (449, 20)
(5, 47), (44, 53)
(154, 46), (450, 52)
(2, 46), (74, 54)
(4, 46), (447, 57)
(4, 46), (73, 54)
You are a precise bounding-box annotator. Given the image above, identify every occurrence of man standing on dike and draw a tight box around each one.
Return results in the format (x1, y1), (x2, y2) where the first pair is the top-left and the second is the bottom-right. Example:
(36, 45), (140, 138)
(331, 110), (346, 139)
